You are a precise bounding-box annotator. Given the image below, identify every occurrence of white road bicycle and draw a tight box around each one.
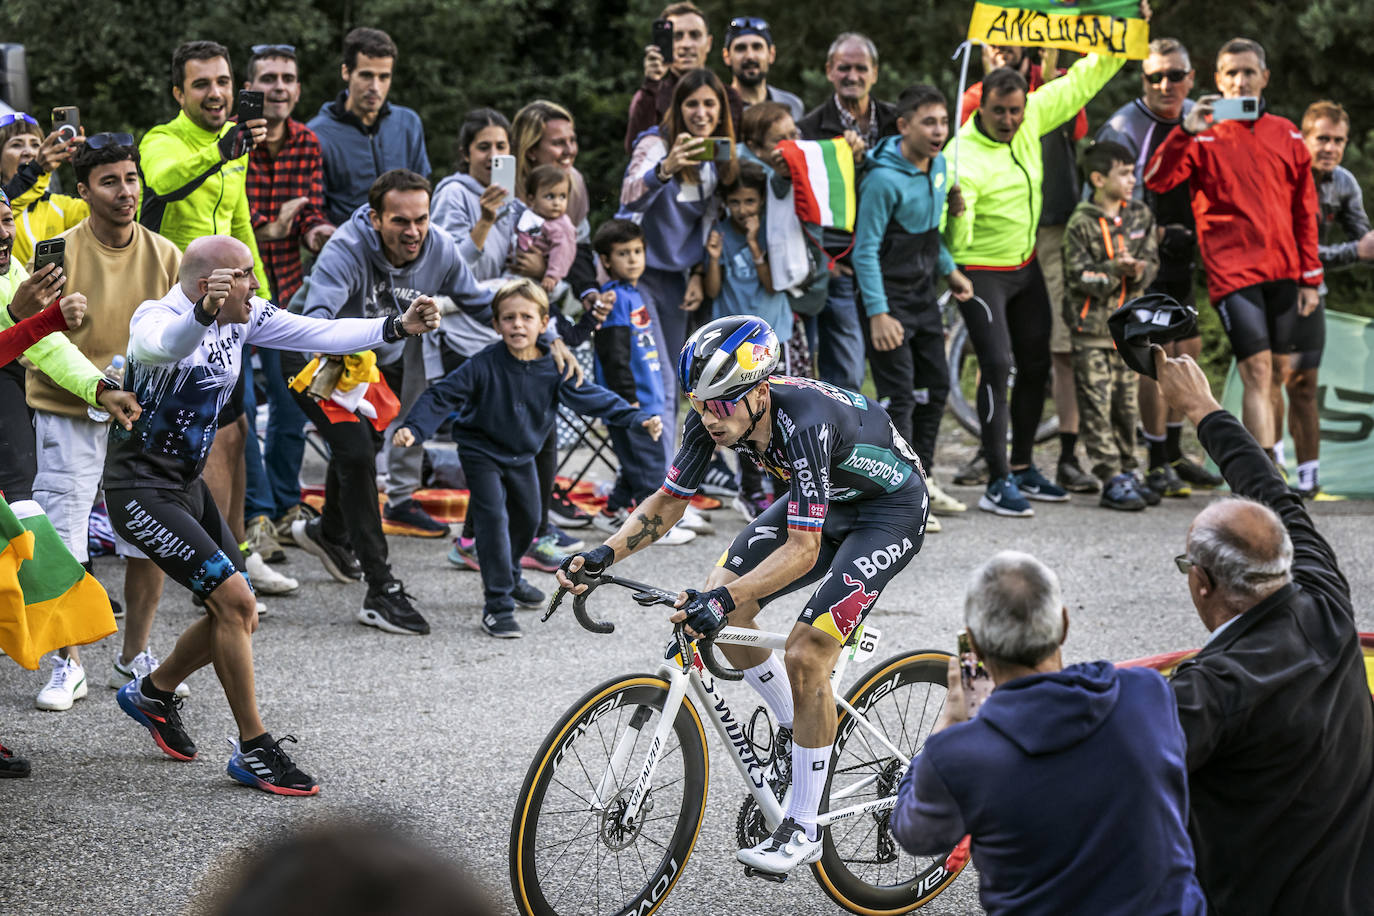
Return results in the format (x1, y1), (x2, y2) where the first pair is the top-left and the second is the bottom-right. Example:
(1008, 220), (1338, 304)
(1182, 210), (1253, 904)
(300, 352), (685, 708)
(509, 571), (966, 916)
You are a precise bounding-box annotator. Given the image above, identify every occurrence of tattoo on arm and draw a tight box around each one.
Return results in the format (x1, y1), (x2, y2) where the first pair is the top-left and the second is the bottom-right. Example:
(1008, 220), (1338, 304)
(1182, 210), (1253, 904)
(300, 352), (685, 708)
(625, 513), (665, 550)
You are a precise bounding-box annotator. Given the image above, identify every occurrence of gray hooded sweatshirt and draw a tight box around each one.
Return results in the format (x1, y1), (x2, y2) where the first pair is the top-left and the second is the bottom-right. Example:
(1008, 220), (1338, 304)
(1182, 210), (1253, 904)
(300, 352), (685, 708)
(431, 172), (524, 282)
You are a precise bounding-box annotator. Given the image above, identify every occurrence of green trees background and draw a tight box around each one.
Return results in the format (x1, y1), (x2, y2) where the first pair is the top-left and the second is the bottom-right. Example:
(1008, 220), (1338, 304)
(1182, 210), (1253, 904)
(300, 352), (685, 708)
(6, 0), (1373, 318)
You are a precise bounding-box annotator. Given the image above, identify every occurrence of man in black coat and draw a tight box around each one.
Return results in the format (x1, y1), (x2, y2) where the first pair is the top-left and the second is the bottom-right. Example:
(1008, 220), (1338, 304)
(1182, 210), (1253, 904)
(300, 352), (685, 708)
(1155, 345), (1374, 915)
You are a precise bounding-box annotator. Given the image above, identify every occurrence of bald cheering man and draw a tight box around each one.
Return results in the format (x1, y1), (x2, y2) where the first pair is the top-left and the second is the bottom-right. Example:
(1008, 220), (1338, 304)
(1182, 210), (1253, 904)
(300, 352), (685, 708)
(107, 235), (440, 796)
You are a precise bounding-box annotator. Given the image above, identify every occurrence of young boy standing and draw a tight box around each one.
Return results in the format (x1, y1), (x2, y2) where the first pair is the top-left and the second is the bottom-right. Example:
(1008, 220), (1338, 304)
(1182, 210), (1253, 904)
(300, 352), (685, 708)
(1063, 140), (1160, 510)
(591, 219), (676, 531)
(852, 84), (974, 529)
(394, 279), (662, 638)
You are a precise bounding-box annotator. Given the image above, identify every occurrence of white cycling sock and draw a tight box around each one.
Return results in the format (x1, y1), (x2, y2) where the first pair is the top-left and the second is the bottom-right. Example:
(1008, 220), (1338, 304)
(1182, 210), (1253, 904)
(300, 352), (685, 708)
(786, 742), (832, 842)
(743, 655), (793, 729)
(1297, 460), (1319, 491)
(1273, 440), (1287, 468)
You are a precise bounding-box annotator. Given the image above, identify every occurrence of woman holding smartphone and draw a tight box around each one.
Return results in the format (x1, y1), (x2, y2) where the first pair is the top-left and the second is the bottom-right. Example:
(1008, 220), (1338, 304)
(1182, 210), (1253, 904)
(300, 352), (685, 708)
(617, 68), (737, 431)
(431, 108), (521, 283)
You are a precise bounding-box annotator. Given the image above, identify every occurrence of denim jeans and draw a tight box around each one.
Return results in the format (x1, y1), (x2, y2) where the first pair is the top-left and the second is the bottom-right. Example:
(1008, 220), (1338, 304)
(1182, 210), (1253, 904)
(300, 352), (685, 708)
(244, 347), (307, 521)
(814, 272), (866, 392)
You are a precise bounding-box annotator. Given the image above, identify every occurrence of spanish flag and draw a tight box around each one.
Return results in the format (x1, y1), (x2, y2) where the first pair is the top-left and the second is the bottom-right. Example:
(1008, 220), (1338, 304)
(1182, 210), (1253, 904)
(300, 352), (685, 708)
(0, 499), (116, 670)
(968, 0), (1150, 59)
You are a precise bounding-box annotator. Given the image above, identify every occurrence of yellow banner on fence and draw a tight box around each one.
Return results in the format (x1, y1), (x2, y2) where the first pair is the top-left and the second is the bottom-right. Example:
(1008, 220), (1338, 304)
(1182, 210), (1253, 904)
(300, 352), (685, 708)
(968, 1), (1150, 59)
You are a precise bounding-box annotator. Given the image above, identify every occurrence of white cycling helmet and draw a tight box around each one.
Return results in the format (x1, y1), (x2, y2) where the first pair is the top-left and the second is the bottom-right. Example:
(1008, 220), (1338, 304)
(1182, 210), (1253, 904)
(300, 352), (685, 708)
(677, 316), (780, 415)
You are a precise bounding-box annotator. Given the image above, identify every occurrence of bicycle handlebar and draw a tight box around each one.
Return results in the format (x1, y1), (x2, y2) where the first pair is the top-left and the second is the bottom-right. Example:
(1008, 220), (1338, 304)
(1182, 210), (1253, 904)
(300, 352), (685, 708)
(545, 572), (745, 681)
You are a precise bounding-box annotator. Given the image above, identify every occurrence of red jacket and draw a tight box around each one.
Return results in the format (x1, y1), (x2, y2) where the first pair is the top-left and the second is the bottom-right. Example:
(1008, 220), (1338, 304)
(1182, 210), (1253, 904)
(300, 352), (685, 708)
(1144, 113), (1322, 302)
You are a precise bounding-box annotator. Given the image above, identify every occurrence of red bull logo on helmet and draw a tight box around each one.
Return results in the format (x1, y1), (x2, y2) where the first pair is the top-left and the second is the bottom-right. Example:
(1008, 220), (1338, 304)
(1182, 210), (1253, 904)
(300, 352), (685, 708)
(736, 341), (773, 371)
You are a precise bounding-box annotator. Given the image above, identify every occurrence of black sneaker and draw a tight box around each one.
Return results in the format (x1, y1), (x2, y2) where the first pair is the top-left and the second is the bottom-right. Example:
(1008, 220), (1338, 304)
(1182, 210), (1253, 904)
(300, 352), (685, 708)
(953, 453), (989, 486)
(1172, 457), (1224, 489)
(1055, 460), (1101, 494)
(1100, 473), (1147, 511)
(383, 498), (450, 538)
(117, 678), (198, 760)
(110, 598), (126, 620)
(227, 734), (319, 796)
(549, 486), (593, 529)
(482, 611), (523, 639)
(1131, 471), (1162, 506)
(512, 578), (547, 610)
(0, 741), (31, 778)
(292, 518), (362, 583)
(358, 580), (430, 635)
(1145, 464), (1192, 498)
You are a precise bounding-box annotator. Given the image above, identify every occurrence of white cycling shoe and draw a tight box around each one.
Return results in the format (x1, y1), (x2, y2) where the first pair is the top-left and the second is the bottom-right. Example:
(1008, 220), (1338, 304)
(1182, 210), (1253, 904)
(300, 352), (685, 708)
(736, 817), (823, 875)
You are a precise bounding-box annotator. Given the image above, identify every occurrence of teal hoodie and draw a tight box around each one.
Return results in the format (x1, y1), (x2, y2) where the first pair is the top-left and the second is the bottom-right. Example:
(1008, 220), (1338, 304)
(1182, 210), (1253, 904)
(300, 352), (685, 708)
(852, 135), (956, 316)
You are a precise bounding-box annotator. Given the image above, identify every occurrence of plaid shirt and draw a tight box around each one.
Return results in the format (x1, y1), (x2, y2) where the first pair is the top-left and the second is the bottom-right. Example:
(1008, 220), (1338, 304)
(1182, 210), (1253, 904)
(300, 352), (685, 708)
(245, 118), (331, 305)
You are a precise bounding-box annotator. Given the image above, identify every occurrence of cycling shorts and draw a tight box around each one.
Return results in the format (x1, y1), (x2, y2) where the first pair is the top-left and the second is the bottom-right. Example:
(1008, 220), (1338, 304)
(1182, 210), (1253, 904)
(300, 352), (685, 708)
(1214, 280), (1298, 361)
(105, 480), (248, 599)
(715, 485), (928, 643)
(1289, 298), (1325, 371)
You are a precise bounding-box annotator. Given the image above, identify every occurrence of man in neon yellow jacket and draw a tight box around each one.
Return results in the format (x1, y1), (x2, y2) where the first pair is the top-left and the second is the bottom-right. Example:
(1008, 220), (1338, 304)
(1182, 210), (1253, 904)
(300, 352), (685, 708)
(945, 51), (1124, 520)
(139, 40), (269, 292)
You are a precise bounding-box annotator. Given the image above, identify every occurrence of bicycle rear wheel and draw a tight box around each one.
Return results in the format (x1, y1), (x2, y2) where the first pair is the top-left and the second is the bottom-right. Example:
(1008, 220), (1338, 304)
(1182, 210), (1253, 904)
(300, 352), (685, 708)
(510, 674), (709, 916)
(812, 651), (966, 914)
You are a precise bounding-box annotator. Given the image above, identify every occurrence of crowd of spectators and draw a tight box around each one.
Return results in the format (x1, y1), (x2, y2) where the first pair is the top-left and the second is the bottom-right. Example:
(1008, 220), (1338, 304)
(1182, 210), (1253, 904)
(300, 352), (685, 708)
(2, 8), (1372, 910)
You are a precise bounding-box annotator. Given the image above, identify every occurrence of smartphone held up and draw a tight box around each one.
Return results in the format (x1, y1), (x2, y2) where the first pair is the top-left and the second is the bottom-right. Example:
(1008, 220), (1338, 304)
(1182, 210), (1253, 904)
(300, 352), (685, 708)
(957, 629), (994, 718)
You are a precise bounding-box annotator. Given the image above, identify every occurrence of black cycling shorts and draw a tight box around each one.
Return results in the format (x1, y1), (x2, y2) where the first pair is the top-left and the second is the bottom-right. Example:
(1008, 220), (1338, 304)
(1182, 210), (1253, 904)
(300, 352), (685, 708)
(1289, 298), (1325, 371)
(105, 480), (248, 599)
(715, 485), (928, 643)
(1214, 280), (1298, 361)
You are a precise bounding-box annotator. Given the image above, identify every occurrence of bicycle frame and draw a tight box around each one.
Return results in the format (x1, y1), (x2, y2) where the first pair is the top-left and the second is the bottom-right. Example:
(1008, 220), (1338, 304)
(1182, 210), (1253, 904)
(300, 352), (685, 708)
(603, 623), (907, 836)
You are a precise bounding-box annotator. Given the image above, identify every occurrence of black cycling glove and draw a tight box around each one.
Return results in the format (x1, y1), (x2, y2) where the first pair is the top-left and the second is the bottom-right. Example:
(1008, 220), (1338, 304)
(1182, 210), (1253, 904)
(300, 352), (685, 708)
(217, 124), (252, 161)
(559, 544), (615, 582)
(679, 586), (735, 639)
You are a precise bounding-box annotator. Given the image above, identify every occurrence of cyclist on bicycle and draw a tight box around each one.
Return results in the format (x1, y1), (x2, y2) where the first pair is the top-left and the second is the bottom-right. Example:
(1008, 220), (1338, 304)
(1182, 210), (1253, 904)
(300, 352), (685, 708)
(557, 315), (931, 875)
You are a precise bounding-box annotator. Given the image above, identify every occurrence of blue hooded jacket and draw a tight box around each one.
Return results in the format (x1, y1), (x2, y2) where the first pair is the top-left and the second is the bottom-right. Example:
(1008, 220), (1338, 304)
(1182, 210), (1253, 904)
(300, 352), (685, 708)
(308, 93), (431, 226)
(890, 661), (1207, 916)
(851, 134), (956, 317)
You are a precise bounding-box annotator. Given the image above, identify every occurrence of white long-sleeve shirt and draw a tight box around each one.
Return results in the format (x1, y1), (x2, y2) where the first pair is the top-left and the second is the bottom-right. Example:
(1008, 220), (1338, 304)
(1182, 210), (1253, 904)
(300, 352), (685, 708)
(106, 284), (392, 489)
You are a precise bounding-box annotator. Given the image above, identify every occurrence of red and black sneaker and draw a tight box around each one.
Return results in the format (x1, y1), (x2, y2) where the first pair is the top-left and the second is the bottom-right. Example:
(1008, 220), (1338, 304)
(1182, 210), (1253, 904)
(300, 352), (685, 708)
(549, 485), (593, 529)
(117, 677), (198, 761)
(227, 734), (319, 796)
(0, 741), (31, 778)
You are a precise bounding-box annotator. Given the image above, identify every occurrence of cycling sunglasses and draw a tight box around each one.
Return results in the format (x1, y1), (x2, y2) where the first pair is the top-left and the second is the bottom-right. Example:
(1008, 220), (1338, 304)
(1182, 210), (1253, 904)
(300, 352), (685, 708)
(85, 132), (135, 150)
(687, 390), (750, 419)
(251, 43), (297, 56)
(1144, 69), (1190, 85)
(0, 112), (39, 128)
(726, 16), (772, 44)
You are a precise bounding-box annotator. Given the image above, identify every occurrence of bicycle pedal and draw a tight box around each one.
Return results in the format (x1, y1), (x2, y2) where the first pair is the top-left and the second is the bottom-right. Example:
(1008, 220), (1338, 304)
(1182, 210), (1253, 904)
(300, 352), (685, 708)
(743, 866), (789, 884)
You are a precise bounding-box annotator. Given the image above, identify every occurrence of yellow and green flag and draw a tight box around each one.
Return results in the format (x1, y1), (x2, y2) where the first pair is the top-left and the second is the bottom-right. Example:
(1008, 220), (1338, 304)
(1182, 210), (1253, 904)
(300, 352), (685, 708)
(969, 0), (1150, 59)
(0, 499), (116, 670)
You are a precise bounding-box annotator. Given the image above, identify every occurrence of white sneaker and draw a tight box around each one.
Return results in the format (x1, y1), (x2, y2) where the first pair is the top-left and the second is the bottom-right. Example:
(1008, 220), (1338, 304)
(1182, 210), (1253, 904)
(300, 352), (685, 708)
(652, 524), (696, 547)
(592, 507), (628, 533)
(256, 601), (270, 619)
(926, 476), (967, 515)
(678, 505), (715, 535)
(736, 817), (823, 874)
(35, 655), (88, 711)
(245, 552), (298, 595)
(925, 513), (942, 534)
(107, 650), (190, 698)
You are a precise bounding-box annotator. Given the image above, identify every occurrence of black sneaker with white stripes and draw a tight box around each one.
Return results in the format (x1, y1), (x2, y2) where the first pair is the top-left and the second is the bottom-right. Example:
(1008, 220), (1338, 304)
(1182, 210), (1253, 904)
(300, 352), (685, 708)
(358, 580), (430, 635)
(700, 454), (740, 496)
(227, 734), (319, 796)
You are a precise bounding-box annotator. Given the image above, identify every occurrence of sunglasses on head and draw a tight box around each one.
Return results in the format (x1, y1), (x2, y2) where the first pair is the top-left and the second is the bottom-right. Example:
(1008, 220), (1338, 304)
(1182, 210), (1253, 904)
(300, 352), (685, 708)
(251, 43), (296, 56)
(1144, 69), (1190, 85)
(727, 17), (771, 40)
(85, 132), (135, 150)
(0, 112), (38, 128)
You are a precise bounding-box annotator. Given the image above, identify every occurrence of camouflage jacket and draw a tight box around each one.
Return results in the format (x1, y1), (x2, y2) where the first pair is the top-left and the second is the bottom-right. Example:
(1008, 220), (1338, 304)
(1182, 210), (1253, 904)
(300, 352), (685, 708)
(1062, 198), (1159, 345)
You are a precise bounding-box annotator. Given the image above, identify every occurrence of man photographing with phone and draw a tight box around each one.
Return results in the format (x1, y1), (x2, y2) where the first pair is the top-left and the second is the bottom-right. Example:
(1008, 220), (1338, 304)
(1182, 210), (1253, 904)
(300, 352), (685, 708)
(1145, 37), (1322, 462)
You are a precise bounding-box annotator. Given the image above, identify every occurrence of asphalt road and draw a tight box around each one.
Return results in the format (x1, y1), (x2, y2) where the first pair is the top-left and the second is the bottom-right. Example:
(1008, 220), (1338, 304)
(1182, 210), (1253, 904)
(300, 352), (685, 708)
(2, 434), (1372, 916)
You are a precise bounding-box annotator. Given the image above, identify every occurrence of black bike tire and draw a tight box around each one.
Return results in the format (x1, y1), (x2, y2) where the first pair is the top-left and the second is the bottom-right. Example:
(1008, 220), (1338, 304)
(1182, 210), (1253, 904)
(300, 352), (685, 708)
(944, 310), (1060, 444)
(510, 674), (710, 916)
(811, 651), (967, 914)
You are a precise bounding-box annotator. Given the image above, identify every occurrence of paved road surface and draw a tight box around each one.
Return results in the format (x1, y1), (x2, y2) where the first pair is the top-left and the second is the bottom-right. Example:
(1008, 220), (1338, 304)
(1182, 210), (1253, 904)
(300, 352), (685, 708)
(3, 445), (1371, 916)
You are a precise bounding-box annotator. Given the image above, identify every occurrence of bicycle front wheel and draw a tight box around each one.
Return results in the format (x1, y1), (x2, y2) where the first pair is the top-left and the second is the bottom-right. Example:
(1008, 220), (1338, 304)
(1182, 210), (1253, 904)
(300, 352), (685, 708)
(812, 651), (965, 914)
(510, 674), (709, 916)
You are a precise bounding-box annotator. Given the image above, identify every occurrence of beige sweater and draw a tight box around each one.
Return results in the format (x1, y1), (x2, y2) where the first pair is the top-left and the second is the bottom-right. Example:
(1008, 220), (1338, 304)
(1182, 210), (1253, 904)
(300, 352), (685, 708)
(26, 220), (181, 418)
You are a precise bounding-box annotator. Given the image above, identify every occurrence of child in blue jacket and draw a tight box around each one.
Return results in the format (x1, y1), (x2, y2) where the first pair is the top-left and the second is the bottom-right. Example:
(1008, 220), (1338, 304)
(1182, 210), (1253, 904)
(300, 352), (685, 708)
(395, 279), (662, 638)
